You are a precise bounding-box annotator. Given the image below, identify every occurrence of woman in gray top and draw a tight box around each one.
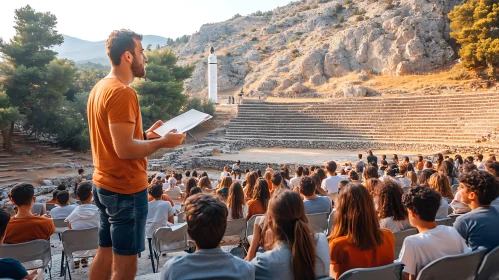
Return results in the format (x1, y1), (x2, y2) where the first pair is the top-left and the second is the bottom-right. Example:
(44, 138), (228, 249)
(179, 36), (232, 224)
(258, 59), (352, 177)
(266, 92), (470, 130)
(250, 190), (330, 280)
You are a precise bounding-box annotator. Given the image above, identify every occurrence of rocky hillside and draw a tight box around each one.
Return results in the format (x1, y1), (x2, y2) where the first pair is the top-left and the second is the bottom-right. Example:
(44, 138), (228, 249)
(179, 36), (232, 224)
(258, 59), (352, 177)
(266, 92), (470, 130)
(173, 0), (464, 97)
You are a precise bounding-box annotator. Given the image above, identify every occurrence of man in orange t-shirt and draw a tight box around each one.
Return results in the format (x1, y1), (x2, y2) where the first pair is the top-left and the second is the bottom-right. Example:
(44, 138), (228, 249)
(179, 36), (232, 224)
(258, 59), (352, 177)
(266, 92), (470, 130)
(87, 29), (185, 280)
(4, 183), (55, 244)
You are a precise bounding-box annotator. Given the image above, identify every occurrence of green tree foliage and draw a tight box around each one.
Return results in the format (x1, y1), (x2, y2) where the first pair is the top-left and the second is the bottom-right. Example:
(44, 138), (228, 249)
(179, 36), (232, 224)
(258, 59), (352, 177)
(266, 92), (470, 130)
(133, 48), (194, 128)
(0, 91), (22, 151)
(183, 97), (216, 117)
(448, 0), (499, 78)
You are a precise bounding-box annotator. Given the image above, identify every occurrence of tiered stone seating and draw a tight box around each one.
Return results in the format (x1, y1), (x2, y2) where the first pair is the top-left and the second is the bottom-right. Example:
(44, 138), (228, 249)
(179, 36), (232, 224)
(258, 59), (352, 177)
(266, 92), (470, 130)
(226, 93), (499, 145)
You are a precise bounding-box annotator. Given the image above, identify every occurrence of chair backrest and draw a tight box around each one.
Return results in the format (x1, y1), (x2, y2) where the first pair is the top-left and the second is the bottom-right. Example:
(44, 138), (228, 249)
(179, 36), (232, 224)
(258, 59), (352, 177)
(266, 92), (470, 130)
(61, 227), (99, 258)
(394, 228), (418, 258)
(447, 214), (460, 226)
(306, 212), (329, 234)
(451, 184), (459, 194)
(0, 240), (51, 270)
(246, 214), (264, 238)
(416, 247), (488, 280)
(224, 218), (247, 239)
(177, 211), (185, 223)
(45, 203), (56, 212)
(475, 245), (499, 280)
(338, 262), (404, 280)
(165, 190), (182, 201)
(327, 210), (335, 236)
(52, 218), (67, 228)
(435, 218), (451, 226)
(152, 224), (189, 254)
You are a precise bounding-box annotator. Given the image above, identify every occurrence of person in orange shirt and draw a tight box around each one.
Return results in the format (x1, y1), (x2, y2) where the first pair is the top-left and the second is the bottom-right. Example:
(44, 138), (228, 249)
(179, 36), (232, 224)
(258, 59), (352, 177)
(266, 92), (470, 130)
(270, 171), (285, 196)
(4, 183), (55, 244)
(247, 179), (271, 220)
(45, 190), (60, 205)
(328, 183), (395, 279)
(87, 29), (185, 280)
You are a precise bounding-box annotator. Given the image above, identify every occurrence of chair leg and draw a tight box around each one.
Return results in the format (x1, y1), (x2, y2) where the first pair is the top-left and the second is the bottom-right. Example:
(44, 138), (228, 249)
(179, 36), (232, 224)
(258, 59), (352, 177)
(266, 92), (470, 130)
(155, 252), (160, 273)
(59, 251), (65, 277)
(148, 238), (156, 273)
(66, 259), (72, 280)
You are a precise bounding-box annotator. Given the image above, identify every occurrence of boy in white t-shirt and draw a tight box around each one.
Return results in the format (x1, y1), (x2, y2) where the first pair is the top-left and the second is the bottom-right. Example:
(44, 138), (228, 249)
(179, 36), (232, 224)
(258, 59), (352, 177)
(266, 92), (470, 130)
(50, 191), (77, 219)
(64, 181), (100, 269)
(146, 184), (175, 239)
(399, 186), (470, 280)
(221, 166), (231, 178)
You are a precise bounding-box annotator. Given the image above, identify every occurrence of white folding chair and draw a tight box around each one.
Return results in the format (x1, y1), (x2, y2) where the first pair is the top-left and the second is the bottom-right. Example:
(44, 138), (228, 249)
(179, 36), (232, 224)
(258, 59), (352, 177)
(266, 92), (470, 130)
(164, 190), (183, 206)
(221, 218), (247, 247)
(245, 214), (264, 249)
(476, 245), (499, 280)
(451, 184), (460, 195)
(176, 211), (185, 223)
(306, 212), (329, 234)
(0, 239), (52, 279)
(327, 210), (336, 236)
(416, 247), (487, 280)
(447, 214), (461, 226)
(46, 203), (57, 212)
(393, 228), (418, 258)
(339, 262), (404, 280)
(151, 224), (190, 273)
(61, 227), (99, 280)
(435, 217), (451, 227)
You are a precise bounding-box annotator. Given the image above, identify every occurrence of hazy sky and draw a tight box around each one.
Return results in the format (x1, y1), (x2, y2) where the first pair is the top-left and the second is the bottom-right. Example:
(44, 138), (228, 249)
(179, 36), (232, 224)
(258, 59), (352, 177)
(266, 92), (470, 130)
(0, 0), (290, 42)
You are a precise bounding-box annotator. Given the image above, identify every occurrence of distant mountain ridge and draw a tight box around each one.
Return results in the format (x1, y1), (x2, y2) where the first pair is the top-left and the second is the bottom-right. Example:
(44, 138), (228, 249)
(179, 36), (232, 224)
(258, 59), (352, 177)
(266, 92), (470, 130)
(54, 35), (169, 65)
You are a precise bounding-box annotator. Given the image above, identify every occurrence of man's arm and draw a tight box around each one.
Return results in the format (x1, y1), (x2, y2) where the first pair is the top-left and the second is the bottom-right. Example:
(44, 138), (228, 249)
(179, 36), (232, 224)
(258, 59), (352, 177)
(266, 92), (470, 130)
(109, 122), (185, 160)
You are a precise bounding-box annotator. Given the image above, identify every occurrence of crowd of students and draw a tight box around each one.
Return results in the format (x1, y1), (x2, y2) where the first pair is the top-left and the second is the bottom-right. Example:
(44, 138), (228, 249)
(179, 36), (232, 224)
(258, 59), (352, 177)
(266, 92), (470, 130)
(1, 150), (499, 279)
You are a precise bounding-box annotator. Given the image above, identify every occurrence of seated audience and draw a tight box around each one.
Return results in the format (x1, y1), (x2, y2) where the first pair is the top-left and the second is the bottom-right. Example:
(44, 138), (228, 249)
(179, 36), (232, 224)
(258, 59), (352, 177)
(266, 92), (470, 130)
(221, 166), (230, 178)
(244, 171), (258, 198)
(348, 171), (361, 184)
(216, 176), (233, 201)
(406, 171), (417, 187)
(423, 160), (433, 170)
(309, 173), (328, 196)
(337, 180), (350, 193)
(183, 171), (191, 185)
(416, 155), (424, 171)
(270, 172), (285, 196)
(475, 154), (485, 170)
(183, 178), (198, 203)
(376, 181), (411, 233)
(392, 154), (400, 165)
(364, 178), (382, 196)
(146, 183), (175, 239)
(438, 160), (460, 186)
(382, 165), (410, 188)
(65, 182), (99, 269)
(161, 194), (254, 279)
(329, 183), (395, 279)
(454, 170), (499, 250)
(189, 187), (202, 196)
(355, 154), (365, 173)
(427, 173), (452, 218)
(45, 190), (60, 205)
(435, 153), (444, 170)
(454, 155), (464, 172)
(299, 177), (332, 215)
(148, 180), (174, 207)
(322, 161), (341, 204)
(418, 169), (437, 185)
(226, 182), (248, 221)
(251, 190), (329, 279)
(0, 208), (39, 280)
(50, 190), (77, 219)
(4, 183), (55, 244)
(399, 186), (470, 279)
(402, 156), (415, 173)
(485, 160), (499, 178)
(362, 166), (379, 181)
(247, 179), (270, 220)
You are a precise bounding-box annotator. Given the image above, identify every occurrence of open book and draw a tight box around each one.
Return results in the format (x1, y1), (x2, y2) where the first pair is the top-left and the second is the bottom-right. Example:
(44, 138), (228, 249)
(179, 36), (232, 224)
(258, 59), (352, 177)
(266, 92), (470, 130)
(153, 109), (213, 137)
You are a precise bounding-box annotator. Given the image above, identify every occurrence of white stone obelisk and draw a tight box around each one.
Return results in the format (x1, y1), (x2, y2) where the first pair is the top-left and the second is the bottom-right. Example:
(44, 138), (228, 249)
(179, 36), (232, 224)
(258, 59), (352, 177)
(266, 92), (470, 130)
(208, 47), (218, 103)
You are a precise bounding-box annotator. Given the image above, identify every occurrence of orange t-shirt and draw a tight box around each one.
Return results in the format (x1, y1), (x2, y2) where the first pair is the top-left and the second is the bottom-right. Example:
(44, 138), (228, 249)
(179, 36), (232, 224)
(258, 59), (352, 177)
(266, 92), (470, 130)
(45, 199), (59, 205)
(4, 215), (56, 244)
(247, 199), (266, 220)
(87, 78), (147, 194)
(148, 194), (174, 207)
(329, 228), (395, 277)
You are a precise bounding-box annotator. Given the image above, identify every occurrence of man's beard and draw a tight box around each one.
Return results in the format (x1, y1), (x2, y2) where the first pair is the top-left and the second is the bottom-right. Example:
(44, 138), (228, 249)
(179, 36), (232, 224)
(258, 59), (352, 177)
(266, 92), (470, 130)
(131, 56), (146, 78)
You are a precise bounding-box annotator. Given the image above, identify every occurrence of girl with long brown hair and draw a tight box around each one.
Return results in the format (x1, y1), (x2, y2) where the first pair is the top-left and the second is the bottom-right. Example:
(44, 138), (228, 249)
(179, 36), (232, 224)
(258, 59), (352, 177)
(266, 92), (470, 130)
(309, 173), (328, 196)
(427, 173), (452, 219)
(375, 180), (411, 233)
(216, 176), (232, 201)
(197, 176), (212, 191)
(250, 190), (330, 280)
(263, 171), (273, 193)
(226, 182), (247, 220)
(328, 183), (395, 279)
(246, 178), (270, 220)
(243, 171), (258, 199)
(183, 177), (197, 203)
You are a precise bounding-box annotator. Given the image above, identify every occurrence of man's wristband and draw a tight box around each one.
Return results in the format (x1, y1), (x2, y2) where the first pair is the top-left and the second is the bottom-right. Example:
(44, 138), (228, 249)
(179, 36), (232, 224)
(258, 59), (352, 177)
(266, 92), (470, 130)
(143, 131), (148, 140)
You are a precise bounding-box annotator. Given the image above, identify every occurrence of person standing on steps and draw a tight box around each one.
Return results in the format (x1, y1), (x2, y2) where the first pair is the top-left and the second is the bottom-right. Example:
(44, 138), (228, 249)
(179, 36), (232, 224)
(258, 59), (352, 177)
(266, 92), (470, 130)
(87, 29), (185, 280)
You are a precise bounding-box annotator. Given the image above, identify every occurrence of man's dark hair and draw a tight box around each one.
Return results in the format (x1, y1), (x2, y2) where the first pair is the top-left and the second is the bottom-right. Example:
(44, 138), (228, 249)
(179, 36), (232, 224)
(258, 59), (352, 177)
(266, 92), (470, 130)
(466, 156), (474, 163)
(367, 150), (373, 155)
(76, 181), (93, 201)
(185, 170), (191, 177)
(402, 185), (441, 222)
(476, 154), (484, 161)
(271, 171), (283, 186)
(299, 177), (316, 196)
(326, 161), (337, 173)
(358, 154), (362, 159)
(78, 169), (84, 174)
(459, 170), (499, 205)
(10, 183), (35, 206)
(349, 171), (360, 181)
(148, 183), (163, 199)
(185, 194), (228, 249)
(52, 190), (60, 200)
(106, 29), (143, 66)
(0, 208), (10, 239)
(296, 166), (304, 177)
(56, 191), (70, 205)
(57, 184), (67, 191)
(485, 160), (499, 177)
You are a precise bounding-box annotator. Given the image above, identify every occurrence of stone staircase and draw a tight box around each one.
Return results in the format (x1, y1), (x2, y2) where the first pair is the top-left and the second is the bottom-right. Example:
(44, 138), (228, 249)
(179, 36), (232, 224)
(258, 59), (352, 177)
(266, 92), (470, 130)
(226, 93), (499, 146)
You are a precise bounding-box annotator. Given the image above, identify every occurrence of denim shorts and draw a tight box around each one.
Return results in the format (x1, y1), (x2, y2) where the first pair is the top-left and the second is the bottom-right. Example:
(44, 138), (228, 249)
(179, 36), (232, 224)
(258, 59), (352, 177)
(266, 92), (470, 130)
(93, 185), (148, 255)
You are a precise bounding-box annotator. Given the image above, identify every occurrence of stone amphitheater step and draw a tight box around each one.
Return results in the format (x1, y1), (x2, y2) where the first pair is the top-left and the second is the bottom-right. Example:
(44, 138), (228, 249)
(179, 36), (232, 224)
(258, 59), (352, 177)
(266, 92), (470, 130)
(0, 176), (20, 184)
(61, 153), (75, 157)
(51, 149), (68, 154)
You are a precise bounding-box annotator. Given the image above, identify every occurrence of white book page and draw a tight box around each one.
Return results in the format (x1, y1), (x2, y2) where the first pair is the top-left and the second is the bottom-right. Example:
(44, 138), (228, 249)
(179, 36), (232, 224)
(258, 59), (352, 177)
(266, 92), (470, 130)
(153, 109), (213, 137)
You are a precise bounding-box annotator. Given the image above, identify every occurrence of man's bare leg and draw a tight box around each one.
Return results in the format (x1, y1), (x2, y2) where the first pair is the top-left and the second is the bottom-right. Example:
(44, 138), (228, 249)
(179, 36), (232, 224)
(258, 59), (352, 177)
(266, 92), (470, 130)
(111, 254), (137, 280)
(89, 247), (113, 280)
